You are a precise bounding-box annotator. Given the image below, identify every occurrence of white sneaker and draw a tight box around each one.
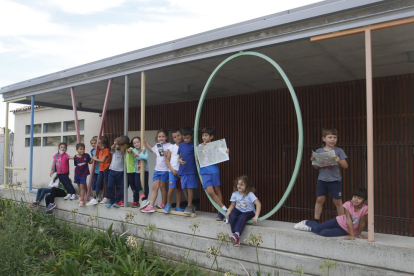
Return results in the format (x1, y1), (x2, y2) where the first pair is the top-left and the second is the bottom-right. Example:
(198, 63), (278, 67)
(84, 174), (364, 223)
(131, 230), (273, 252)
(98, 195), (103, 202)
(86, 198), (98, 206)
(294, 220), (311, 231)
(100, 197), (109, 204)
(63, 194), (71, 200)
(139, 199), (150, 210)
(70, 194), (76, 200)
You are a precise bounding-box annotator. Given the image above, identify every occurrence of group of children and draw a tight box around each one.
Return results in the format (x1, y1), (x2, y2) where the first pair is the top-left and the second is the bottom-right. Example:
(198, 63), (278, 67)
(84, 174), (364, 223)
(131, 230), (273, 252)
(36, 126), (368, 246)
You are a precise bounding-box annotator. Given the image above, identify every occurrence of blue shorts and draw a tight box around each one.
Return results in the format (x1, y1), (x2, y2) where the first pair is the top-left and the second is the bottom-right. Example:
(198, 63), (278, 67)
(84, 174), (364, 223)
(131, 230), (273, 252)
(168, 173), (183, 189)
(153, 170), (169, 183)
(181, 174), (198, 189)
(201, 173), (220, 189)
(74, 175), (87, 185)
(316, 180), (342, 199)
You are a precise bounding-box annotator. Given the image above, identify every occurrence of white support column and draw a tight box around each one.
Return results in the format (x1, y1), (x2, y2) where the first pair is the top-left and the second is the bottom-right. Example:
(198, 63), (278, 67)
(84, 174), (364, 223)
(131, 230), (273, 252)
(365, 29), (375, 242)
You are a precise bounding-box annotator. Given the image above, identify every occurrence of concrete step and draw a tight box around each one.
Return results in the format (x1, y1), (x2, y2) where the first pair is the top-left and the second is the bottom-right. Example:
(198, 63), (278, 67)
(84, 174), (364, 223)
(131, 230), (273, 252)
(2, 187), (414, 276)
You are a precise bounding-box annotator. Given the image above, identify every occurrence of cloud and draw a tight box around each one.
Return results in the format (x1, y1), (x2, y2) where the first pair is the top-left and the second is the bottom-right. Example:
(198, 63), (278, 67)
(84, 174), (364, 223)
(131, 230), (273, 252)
(46, 0), (130, 15)
(0, 0), (64, 36)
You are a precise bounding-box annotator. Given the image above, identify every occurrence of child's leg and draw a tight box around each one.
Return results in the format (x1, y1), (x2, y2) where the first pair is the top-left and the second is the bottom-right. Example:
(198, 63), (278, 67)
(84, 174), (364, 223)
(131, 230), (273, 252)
(77, 184), (80, 196)
(333, 198), (344, 216)
(328, 180), (344, 216)
(160, 181), (167, 205)
(231, 210), (255, 236)
(95, 171), (104, 198)
(128, 173), (137, 203)
(106, 171), (117, 204)
(115, 172), (124, 204)
(144, 171), (149, 200)
(103, 168), (110, 198)
(167, 187), (175, 205)
(315, 180), (328, 221)
(213, 186), (223, 204)
(91, 173), (98, 198)
(58, 174), (76, 195)
(36, 188), (47, 202)
(167, 172), (177, 206)
(149, 180), (161, 206)
(80, 185), (86, 202)
(229, 208), (242, 233)
(175, 189), (182, 208)
(306, 218), (348, 237)
(314, 196), (325, 220)
(186, 189), (193, 206)
(205, 186), (225, 207)
(159, 172), (169, 205)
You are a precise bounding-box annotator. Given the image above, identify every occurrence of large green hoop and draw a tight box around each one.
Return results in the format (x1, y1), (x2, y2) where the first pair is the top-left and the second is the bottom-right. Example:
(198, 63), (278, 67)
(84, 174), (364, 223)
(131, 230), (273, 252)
(194, 51), (303, 222)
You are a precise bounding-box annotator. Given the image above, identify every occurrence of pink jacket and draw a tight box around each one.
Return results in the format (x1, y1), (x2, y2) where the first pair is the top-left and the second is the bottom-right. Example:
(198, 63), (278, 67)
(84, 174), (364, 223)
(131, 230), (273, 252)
(53, 152), (70, 174)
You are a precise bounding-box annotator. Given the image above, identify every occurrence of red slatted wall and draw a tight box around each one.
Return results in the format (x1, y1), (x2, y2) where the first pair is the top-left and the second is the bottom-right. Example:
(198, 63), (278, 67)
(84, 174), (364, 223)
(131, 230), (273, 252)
(105, 74), (414, 236)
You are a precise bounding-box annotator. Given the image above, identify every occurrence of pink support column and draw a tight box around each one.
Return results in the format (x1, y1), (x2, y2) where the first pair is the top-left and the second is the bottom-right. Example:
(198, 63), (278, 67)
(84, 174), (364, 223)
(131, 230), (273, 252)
(86, 79), (113, 200)
(70, 87), (81, 143)
(365, 29), (375, 242)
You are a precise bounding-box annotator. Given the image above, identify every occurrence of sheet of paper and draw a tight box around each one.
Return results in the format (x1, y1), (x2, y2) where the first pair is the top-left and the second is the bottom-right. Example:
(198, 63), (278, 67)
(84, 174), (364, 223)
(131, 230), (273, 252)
(196, 139), (229, 168)
(312, 150), (337, 167)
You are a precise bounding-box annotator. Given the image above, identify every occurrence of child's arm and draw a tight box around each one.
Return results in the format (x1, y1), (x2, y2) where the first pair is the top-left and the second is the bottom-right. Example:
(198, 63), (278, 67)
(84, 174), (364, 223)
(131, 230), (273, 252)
(310, 155), (320, 170)
(343, 209), (355, 240)
(334, 156), (348, 169)
(93, 155), (107, 163)
(50, 160), (55, 177)
(225, 202), (236, 219)
(134, 148), (148, 160)
(252, 199), (262, 224)
(356, 214), (368, 239)
(165, 150), (177, 175)
(145, 139), (154, 153)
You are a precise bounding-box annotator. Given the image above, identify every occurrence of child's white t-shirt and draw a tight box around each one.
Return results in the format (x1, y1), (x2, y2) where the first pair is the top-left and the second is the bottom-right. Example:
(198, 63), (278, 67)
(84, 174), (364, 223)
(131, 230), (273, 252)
(168, 144), (180, 171)
(152, 143), (172, 171)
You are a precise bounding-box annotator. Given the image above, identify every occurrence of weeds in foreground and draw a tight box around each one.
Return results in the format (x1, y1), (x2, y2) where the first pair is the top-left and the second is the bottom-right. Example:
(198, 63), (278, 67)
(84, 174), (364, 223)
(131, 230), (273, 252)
(320, 258), (337, 275)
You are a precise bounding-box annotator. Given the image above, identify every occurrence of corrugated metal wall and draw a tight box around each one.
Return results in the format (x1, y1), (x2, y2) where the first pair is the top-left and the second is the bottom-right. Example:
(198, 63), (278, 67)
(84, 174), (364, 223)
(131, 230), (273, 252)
(105, 74), (414, 236)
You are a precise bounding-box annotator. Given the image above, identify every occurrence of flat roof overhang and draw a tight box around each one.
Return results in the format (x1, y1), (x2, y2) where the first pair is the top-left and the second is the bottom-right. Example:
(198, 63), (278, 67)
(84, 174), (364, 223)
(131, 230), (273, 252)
(1, 0), (414, 112)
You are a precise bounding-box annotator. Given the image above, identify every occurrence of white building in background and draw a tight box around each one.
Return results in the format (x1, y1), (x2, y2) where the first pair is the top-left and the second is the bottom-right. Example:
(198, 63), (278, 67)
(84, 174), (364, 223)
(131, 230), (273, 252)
(11, 106), (100, 189)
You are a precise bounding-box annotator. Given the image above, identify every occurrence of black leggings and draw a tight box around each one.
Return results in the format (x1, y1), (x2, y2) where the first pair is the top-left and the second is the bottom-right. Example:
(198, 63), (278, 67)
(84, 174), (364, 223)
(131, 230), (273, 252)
(45, 188), (67, 205)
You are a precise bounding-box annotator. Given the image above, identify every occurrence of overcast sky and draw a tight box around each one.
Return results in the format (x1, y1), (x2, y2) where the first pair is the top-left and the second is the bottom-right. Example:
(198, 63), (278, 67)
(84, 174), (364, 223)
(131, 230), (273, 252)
(0, 0), (320, 131)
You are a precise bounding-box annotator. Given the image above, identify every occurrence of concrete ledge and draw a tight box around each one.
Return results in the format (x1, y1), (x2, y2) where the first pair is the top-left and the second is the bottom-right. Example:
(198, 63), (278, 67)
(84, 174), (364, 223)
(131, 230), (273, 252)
(2, 188), (413, 275)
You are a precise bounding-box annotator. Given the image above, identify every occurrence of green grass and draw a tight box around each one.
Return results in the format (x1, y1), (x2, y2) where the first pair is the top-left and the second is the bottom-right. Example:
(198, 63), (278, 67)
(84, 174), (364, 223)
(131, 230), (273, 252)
(0, 197), (209, 276)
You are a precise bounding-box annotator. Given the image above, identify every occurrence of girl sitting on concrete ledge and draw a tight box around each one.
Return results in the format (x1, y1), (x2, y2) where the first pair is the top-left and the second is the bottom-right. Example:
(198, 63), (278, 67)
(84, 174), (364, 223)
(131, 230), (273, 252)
(226, 175), (262, 247)
(294, 187), (368, 240)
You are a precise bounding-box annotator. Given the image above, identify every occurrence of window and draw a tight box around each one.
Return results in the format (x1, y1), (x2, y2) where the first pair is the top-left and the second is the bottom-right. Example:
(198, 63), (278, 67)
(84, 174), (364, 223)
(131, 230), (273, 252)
(43, 122), (61, 133)
(63, 120), (85, 132)
(25, 137), (41, 147)
(25, 124), (41, 134)
(43, 136), (61, 147)
(63, 135), (84, 146)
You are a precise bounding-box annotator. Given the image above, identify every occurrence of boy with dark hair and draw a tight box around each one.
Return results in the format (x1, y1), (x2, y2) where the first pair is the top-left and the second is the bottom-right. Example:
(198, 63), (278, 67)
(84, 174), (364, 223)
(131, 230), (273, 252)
(177, 127), (198, 214)
(74, 142), (91, 207)
(164, 129), (187, 213)
(105, 136), (130, 208)
(199, 127), (229, 221)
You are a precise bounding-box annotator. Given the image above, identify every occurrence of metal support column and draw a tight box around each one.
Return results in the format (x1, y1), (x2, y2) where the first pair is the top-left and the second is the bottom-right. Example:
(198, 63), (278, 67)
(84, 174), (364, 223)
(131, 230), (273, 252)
(70, 87), (81, 143)
(86, 79), (113, 200)
(140, 72), (146, 190)
(29, 96), (35, 193)
(3, 102), (9, 185)
(365, 29), (375, 242)
(124, 75), (129, 206)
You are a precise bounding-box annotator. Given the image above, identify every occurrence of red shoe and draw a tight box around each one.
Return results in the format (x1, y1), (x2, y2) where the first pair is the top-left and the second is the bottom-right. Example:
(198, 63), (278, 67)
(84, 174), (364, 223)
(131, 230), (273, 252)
(131, 202), (139, 208)
(115, 200), (124, 208)
(231, 233), (240, 247)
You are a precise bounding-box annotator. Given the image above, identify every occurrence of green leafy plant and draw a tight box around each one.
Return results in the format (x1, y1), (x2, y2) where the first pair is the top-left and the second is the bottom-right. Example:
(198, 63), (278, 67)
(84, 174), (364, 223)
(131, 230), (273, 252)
(320, 258), (337, 276)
